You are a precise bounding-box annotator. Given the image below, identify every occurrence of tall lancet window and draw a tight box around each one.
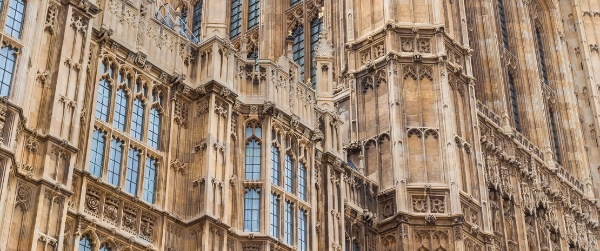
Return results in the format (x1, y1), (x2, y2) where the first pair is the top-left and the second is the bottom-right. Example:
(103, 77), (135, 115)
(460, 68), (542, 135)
(508, 74), (520, 132)
(535, 28), (548, 84)
(292, 26), (305, 81)
(192, 0), (203, 42)
(497, 0), (509, 49)
(230, 0), (242, 38)
(245, 122), (262, 180)
(5, 0), (25, 38)
(310, 17), (322, 89)
(549, 108), (561, 164)
(248, 0), (260, 29)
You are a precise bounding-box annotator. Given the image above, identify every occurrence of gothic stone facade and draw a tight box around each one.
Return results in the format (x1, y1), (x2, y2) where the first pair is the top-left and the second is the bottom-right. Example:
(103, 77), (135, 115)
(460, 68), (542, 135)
(1, 0), (600, 250)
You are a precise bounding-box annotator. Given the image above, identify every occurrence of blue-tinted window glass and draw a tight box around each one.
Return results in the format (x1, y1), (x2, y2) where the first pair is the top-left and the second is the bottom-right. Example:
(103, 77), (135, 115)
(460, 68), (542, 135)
(298, 209), (307, 251)
(535, 28), (548, 85)
(113, 89), (128, 131)
(89, 130), (105, 177)
(292, 26), (305, 81)
(131, 99), (144, 141)
(126, 149), (140, 195)
(284, 155), (293, 193)
(78, 236), (92, 251)
(291, 0), (301, 6)
(143, 157), (157, 203)
(245, 139), (261, 180)
(99, 245), (111, 251)
(497, 0), (509, 50)
(298, 162), (307, 201)
(508, 74), (520, 132)
(284, 201), (293, 244)
(549, 109), (561, 164)
(4, 0), (25, 38)
(108, 140), (123, 186)
(192, 1), (203, 42)
(0, 46), (16, 96)
(96, 79), (111, 122)
(230, 0), (242, 38)
(244, 188), (260, 232)
(271, 146), (280, 185)
(248, 0), (260, 29)
(148, 108), (161, 149)
(270, 193), (279, 237)
(310, 17), (322, 89)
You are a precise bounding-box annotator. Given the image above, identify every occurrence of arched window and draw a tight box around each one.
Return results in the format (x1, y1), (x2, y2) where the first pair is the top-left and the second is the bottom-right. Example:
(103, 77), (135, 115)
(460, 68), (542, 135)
(0, 45), (17, 96)
(497, 0), (509, 49)
(126, 148), (140, 195)
(148, 107), (161, 149)
(248, 0), (260, 29)
(113, 88), (128, 131)
(298, 209), (307, 251)
(298, 162), (306, 201)
(270, 193), (279, 237)
(89, 130), (105, 177)
(244, 188), (260, 232)
(245, 123), (262, 180)
(78, 236), (92, 251)
(310, 17), (322, 88)
(192, 0), (203, 42)
(271, 146), (280, 185)
(131, 99), (145, 141)
(4, 0), (25, 38)
(292, 26), (305, 81)
(108, 139), (123, 186)
(284, 201), (294, 244)
(535, 28), (548, 84)
(230, 0), (242, 38)
(508, 74), (520, 132)
(95, 64), (111, 122)
(143, 157), (157, 203)
(549, 108), (561, 164)
(284, 154), (294, 193)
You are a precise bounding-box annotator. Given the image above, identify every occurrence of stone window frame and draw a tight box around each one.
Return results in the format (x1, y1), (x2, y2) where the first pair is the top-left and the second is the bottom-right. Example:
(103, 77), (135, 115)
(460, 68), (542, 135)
(285, 0), (323, 86)
(244, 120), (263, 181)
(87, 54), (166, 204)
(243, 187), (261, 232)
(2, 0), (26, 39)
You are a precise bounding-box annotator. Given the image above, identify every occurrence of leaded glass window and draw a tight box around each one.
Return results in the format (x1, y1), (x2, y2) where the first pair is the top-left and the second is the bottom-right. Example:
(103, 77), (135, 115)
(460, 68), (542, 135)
(143, 157), (157, 203)
(113, 89), (128, 131)
(292, 26), (305, 81)
(248, 0), (260, 29)
(497, 0), (509, 50)
(298, 162), (307, 201)
(245, 139), (261, 180)
(244, 188), (260, 232)
(131, 99), (144, 141)
(508, 74), (520, 132)
(270, 193), (279, 237)
(549, 109), (561, 164)
(298, 209), (307, 251)
(89, 130), (105, 177)
(100, 244), (111, 251)
(96, 77), (111, 122)
(284, 201), (294, 244)
(535, 28), (548, 85)
(192, 1), (203, 42)
(271, 146), (280, 185)
(0, 46), (16, 97)
(310, 17), (322, 88)
(78, 236), (92, 251)
(4, 0), (25, 38)
(108, 140), (123, 186)
(126, 149), (140, 195)
(230, 0), (242, 38)
(284, 154), (293, 193)
(148, 108), (161, 149)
